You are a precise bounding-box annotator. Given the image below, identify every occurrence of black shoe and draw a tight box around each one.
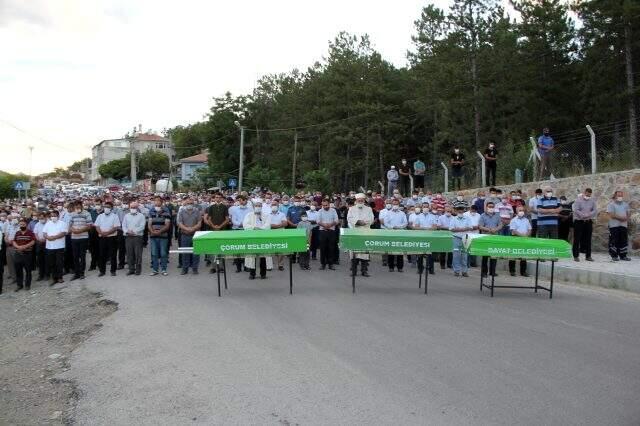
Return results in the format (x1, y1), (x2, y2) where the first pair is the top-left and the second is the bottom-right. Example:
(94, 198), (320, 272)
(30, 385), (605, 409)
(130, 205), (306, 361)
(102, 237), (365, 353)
(249, 275), (256, 280)
(621, 257), (631, 261)
(510, 272), (516, 277)
(574, 257), (580, 262)
(260, 276), (266, 280)
(15, 286), (23, 292)
(88, 266), (96, 271)
(361, 272), (370, 277)
(49, 281), (57, 287)
(236, 268), (242, 273)
(521, 273), (530, 277)
(126, 271), (135, 276)
(135, 271), (141, 276)
(389, 268), (394, 272)
(117, 265), (124, 270)
(25, 285), (30, 290)
(36, 277), (44, 282)
(192, 270), (199, 275)
(278, 266), (284, 271)
(110, 272), (116, 276)
(320, 265), (326, 270)
(585, 257), (594, 262)
(611, 257), (619, 262)
(328, 265), (335, 270)
(98, 272), (105, 277)
(70, 275), (80, 281)
(481, 273), (488, 278)
(429, 270), (435, 275)
(397, 269), (403, 273)
(180, 270), (188, 275)
(462, 272), (469, 277)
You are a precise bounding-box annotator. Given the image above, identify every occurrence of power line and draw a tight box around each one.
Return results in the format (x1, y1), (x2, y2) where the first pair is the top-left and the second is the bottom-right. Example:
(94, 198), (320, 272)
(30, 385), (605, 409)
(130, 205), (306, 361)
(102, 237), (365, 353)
(0, 118), (87, 156)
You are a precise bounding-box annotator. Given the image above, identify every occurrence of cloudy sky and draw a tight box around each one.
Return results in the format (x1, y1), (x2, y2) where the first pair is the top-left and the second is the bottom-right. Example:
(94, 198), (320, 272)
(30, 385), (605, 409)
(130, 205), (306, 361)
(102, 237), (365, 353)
(0, 0), (449, 175)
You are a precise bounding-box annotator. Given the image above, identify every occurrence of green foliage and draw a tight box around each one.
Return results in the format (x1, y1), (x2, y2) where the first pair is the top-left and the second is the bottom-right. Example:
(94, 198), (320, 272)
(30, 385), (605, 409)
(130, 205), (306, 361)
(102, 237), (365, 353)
(303, 169), (332, 194)
(98, 151), (169, 181)
(163, 1), (638, 193)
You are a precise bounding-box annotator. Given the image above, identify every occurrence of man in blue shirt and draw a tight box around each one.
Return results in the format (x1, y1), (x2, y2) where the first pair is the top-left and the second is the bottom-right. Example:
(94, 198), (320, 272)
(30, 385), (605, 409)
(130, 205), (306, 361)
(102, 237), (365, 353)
(537, 127), (554, 179)
(413, 158), (426, 191)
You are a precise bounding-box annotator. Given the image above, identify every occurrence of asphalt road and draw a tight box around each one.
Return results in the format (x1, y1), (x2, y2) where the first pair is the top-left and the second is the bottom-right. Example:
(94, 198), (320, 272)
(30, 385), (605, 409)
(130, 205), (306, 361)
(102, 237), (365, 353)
(62, 254), (640, 425)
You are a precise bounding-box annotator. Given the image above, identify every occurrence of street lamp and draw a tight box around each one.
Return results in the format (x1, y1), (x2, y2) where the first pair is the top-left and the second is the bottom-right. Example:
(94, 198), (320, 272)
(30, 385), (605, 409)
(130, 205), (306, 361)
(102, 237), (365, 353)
(234, 120), (245, 192)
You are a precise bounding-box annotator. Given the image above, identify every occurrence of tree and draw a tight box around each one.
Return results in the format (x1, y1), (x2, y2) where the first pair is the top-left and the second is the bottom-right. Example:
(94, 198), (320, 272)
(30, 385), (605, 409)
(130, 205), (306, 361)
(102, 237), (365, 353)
(303, 169), (332, 194)
(138, 150), (170, 178)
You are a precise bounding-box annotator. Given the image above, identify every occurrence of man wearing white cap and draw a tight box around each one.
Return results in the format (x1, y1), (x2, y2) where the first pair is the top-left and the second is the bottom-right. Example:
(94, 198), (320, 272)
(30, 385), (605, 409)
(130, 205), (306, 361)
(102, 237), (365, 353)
(347, 193), (374, 277)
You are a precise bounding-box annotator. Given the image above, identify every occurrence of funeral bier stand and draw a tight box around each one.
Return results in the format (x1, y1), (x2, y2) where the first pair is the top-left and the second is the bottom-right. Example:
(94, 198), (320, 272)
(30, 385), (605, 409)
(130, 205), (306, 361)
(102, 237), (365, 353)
(339, 228), (453, 294)
(464, 234), (572, 298)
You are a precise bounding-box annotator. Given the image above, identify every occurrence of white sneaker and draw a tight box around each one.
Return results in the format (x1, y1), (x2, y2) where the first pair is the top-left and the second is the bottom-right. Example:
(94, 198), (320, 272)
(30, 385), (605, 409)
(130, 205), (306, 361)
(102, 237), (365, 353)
(161, 271), (168, 276)
(149, 270), (158, 276)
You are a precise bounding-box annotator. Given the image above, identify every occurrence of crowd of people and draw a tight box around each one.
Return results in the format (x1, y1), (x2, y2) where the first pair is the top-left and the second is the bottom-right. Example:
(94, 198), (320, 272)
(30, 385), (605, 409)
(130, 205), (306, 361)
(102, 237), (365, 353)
(0, 182), (633, 293)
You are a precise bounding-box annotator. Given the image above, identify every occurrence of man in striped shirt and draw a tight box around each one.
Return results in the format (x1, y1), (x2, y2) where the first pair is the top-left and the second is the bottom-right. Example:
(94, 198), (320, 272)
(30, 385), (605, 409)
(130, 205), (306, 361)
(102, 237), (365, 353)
(536, 186), (561, 239)
(69, 200), (93, 281)
(12, 217), (36, 291)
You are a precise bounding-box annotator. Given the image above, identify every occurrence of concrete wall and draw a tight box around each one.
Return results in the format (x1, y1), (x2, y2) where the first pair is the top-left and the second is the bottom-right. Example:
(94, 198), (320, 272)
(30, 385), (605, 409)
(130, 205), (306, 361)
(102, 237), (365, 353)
(446, 169), (640, 255)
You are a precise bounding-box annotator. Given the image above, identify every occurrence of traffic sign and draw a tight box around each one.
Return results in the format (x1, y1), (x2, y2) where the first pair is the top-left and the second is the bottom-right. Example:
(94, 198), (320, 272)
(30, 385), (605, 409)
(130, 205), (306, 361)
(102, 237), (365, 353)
(228, 178), (237, 188)
(14, 181), (23, 190)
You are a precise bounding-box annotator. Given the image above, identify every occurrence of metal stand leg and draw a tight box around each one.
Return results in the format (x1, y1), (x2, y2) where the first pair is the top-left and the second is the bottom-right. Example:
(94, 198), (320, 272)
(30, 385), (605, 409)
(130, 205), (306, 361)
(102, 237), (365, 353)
(550, 261), (555, 299)
(424, 260), (429, 295)
(351, 259), (356, 294)
(418, 256), (423, 289)
(535, 260), (539, 293)
(480, 269), (483, 291)
(222, 259), (228, 290)
(490, 268), (495, 298)
(289, 255), (293, 295)
(216, 257), (221, 297)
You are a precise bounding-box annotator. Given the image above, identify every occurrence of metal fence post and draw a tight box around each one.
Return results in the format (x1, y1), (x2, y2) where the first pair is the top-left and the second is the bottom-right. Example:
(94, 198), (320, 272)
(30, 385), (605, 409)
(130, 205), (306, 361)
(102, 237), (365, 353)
(440, 162), (448, 193)
(529, 137), (541, 181)
(409, 175), (414, 194)
(586, 124), (596, 174)
(476, 150), (486, 187)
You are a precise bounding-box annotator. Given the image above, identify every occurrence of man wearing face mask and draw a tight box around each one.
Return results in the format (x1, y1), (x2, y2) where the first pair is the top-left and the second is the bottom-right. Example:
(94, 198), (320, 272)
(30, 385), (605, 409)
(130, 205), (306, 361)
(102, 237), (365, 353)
(478, 202), (503, 278)
(122, 201), (146, 276)
(437, 207), (454, 269)
(508, 206), (532, 277)
(413, 158), (426, 191)
(148, 196), (172, 276)
(450, 203), (472, 277)
(384, 198), (408, 272)
(386, 165), (399, 196)
(572, 188), (596, 262)
(317, 199), (339, 270)
(242, 201), (273, 279)
(484, 143), (498, 186)
(228, 195), (251, 272)
(607, 191), (631, 262)
(12, 217), (36, 291)
(114, 199), (128, 270)
(347, 194), (374, 277)
(68, 200), (93, 281)
(176, 197), (202, 275)
(450, 147), (465, 190)
(536, 186), (561, 239)
(43, 210), (67, 285)
(306, 201), (320, 260)
(527, 189), (543, 237)
(95, 201), (121, 277)
(269, 200), (288, 271)
(33, 212), (48, 281)
(537, 127), (554, 179)
(87, 200), (102, 271)
(398, 159), (411, 197)
(3, 213), (20, 284)
(378, 199), (393, 267)
(204, 192), (230, 273)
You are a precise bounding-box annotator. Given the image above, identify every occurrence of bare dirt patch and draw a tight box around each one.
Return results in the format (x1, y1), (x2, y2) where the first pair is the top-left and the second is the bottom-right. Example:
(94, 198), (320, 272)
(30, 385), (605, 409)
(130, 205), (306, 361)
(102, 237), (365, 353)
(0, 284), (117, 425)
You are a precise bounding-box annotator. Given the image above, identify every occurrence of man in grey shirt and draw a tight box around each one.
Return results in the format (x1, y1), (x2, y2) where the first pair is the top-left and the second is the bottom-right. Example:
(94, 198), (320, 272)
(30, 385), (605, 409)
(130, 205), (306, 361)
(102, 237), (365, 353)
(572, 188), (597, 262)
(317, 199), (339, 270)
(177, 197), (202, 274)
(607, 190), (631, 261)
(69, 200), (93, 280)
(122, 201), (146, 276)
(478, 201), (503, 277)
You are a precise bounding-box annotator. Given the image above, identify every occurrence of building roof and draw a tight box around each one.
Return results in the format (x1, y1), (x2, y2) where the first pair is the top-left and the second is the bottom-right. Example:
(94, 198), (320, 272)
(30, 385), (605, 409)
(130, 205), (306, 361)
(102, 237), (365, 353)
(179, 153), (208, 163)
(134, 133), (169, 142)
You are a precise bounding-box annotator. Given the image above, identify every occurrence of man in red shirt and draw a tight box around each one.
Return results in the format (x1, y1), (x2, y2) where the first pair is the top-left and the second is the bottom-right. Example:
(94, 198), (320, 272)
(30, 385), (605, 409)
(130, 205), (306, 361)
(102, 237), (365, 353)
(12, 217), (36, 291)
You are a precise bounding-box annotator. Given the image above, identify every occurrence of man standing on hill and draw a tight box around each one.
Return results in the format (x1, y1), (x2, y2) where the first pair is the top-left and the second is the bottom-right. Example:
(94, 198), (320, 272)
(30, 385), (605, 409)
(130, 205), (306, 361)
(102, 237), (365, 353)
(484, 143), (498, 186)
(450, 147), (465, 190)
(387, 165), (399, 196)
(537, 127), (554, 179)
(398, 159), (411, 196)
(413, 158), (426, 191)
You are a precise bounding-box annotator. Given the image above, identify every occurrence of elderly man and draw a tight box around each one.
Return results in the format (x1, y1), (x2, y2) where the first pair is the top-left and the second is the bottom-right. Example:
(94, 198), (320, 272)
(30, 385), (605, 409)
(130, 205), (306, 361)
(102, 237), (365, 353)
(386, 166), (399, 196)
(242, 201), (273, 279)
(122, 201), (146, 276)
(572, 188), (596, 262)
(347, 193), (374, 277)
(269, 200), (288, 271)
(509, 206), (532, 277)
(607, 190), (631, 262)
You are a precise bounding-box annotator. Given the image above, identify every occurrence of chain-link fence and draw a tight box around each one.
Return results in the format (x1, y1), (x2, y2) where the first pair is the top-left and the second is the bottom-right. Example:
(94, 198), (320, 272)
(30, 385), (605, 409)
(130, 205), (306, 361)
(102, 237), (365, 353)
(413, 118), (640, 194)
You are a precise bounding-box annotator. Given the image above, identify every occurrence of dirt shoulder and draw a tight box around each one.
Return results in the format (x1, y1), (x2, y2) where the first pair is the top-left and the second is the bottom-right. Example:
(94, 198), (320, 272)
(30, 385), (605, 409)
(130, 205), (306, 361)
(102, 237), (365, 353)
(0, 282), (117, 425)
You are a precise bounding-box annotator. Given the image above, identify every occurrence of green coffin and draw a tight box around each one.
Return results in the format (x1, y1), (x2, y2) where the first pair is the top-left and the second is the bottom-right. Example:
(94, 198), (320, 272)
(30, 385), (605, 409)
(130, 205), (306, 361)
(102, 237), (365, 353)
(339, 228), (453, 253)
(464, 234), (572, 259)
(192, 229), (308, 256)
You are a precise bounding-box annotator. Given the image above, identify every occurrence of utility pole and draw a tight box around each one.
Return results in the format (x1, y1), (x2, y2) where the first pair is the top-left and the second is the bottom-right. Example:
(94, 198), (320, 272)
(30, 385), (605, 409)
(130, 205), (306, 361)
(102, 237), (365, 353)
(130, 127), (137, 190)
(28, 146), (34, 180)
(291, 130), (298, 190)
(234, 121), (245, 192)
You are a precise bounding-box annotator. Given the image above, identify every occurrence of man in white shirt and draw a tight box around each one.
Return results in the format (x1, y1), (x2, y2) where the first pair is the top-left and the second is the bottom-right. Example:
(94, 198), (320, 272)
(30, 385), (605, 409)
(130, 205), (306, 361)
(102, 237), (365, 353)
(450, 205), (472, 277)
(306, 202), (320, 261)
(509, 206), (532, 277)
(269, 200), (288, 271)
(43, 210), (67, 286)
(463, 205), (481, 267)
(33, 212), (48, 281)
(437, 207), (453, 269)
(347, 193), (374, 277)
(94, 201), (121, 277)
(122, 201), (146, 276)
(527, 188), (542, 237)
(382, 198), (408, 272)
(414, 203), (437, 276)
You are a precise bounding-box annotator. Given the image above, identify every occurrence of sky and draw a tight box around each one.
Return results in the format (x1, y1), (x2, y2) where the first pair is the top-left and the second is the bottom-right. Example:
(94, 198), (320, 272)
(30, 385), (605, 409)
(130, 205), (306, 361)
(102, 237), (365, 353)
(0, 0), (450, 176)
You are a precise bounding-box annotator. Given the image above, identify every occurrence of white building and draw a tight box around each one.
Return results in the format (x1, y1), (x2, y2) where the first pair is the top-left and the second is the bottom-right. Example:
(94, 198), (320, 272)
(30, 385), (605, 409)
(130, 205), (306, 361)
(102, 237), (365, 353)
(91, 132), (175, 182)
